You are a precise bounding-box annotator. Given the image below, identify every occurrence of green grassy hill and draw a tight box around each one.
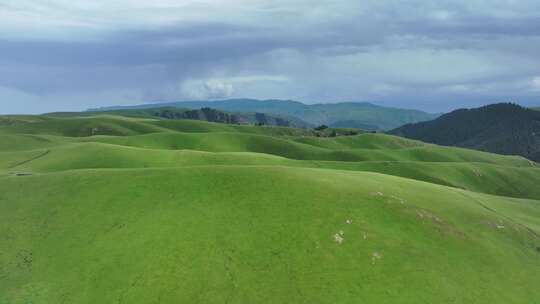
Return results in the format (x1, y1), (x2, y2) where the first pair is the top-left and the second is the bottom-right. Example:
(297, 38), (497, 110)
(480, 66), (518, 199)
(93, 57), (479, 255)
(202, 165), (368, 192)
(1, 114), (540, 303)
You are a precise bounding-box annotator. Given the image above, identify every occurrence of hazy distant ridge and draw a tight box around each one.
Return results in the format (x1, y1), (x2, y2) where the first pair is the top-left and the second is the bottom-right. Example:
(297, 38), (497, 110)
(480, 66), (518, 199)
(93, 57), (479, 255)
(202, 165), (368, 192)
(90, 98), (439, 130)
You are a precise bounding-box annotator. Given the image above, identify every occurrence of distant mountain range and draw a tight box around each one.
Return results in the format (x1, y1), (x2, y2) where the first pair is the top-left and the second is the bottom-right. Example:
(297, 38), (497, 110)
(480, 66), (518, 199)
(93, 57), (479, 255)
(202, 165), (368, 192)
(390, 103), (540, 162)
(50, 107), (311, 128)
(90, 99), (439, 130)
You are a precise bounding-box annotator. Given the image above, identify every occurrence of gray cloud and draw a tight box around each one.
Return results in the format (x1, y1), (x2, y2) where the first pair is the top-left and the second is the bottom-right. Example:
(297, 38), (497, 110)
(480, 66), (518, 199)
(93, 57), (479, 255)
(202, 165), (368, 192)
(1, 0), (540, 114)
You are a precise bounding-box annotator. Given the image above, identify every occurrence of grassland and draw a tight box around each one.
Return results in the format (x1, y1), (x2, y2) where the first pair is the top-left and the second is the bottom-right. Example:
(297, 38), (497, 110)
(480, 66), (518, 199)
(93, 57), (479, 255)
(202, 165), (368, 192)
(1, 114), (539, 303)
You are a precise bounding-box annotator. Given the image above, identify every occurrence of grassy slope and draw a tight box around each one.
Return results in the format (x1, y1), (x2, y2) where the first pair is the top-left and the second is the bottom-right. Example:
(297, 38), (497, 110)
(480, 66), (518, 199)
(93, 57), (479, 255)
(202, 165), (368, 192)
(78, 132), (530, 165)
(2, 142), (539, 200)
(1, 115), (540, 303)
(0, 134), (66, 151)
(0, 115), (167, 137)
(292, 133), (426, 149)
(1, 167), (539, 303)
(0, 114), (313, 137)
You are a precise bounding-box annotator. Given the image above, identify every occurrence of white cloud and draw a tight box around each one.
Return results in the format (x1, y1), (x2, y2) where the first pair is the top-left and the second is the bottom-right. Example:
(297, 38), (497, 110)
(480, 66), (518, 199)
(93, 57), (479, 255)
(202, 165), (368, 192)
(179, 75), (289, 99)
(203, 79), (234, 98)
(532, 77), (540, 91)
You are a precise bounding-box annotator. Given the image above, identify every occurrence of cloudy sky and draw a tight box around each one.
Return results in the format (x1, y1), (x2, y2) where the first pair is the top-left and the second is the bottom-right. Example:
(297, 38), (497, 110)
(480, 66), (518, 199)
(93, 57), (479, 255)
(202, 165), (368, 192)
(1, 0), (540, 114)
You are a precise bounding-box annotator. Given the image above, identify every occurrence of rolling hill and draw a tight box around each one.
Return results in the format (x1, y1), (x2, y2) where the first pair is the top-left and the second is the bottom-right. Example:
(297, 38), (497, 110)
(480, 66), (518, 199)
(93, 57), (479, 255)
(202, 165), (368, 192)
(90, 98), (439, 130)
(48, 107), (312, 128)
(390, 103), (540, 162)
(1, 113), (540, 303)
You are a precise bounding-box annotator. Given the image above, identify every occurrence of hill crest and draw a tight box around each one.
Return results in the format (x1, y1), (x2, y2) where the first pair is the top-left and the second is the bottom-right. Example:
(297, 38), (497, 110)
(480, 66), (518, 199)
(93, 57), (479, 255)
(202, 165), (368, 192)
(48, 107), (312, 128)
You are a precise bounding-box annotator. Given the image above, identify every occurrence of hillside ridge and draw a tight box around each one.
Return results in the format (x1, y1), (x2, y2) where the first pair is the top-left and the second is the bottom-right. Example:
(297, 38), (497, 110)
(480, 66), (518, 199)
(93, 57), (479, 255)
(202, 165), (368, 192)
(390, 103), (540, 162)
(89, 98), (439, 130)
(47, 107), (312, 128)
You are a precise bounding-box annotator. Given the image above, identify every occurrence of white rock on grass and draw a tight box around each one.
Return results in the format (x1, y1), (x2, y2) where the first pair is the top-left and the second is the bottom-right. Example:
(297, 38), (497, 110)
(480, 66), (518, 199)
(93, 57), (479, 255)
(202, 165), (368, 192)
(371, 251), (382, 264)
(334, 233), (344, 244)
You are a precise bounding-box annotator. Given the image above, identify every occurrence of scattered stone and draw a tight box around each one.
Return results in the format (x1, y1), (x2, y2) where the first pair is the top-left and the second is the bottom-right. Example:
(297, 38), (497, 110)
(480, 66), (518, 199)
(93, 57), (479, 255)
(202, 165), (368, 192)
(390, 195), (405, 204)
(334, 233), (344, 244)
(362, 232), (367, 240)
(371, 251), (382, 264)
(496, 225), (505, 229)
(346, 219), (352, 224)
(417, 210), (443, 224)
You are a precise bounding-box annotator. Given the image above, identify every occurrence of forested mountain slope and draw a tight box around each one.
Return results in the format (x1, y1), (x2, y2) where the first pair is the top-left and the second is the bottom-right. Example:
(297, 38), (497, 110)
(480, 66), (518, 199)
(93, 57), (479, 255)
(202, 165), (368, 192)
(391, 103), (540, 162)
